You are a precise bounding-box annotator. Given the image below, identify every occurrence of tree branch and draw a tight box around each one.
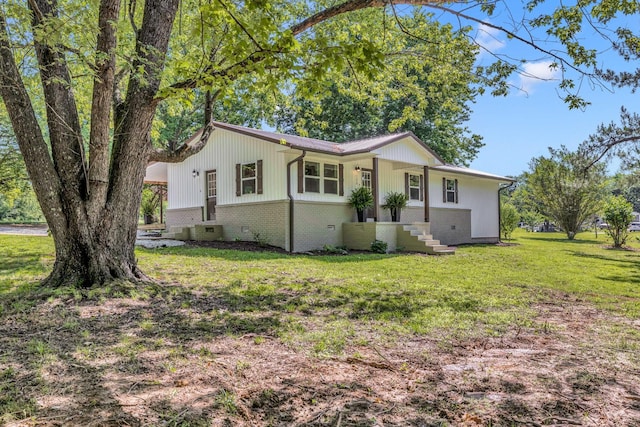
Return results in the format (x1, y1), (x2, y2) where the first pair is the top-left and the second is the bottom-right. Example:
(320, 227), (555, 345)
(0, 12), (66, 236)
(216, 0), (263, 51)
(30, 0), (88, 202)
(88, 0), (121, 220)
(424, 3), (590, 77)
(149, 122), (214, 163)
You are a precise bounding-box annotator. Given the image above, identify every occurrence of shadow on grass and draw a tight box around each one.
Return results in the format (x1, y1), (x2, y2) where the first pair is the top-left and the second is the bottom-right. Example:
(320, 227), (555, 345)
(520, 235), (599, 245)
(139, 245), (404, 264)
(0, 277), (475, 425)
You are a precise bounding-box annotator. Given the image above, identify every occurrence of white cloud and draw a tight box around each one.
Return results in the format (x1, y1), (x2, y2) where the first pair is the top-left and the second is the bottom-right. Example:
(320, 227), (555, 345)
(475, 23), (506, 55)
(516, 61), (561, 94)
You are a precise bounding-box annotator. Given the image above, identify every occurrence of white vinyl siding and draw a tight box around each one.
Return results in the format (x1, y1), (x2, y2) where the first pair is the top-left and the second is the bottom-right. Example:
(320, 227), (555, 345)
(430, 173), (500, 239)
(167, 128), (287, 209)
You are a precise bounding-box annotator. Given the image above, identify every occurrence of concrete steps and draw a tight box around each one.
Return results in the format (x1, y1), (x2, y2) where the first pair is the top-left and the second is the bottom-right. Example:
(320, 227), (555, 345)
(162, 226), (191, 240)
(398, 222), (455, 255)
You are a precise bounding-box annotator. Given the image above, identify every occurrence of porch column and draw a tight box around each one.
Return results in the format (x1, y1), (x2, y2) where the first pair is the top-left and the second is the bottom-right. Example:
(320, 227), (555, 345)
(423, 165), (430, 222)
(373, 157), (379, 221)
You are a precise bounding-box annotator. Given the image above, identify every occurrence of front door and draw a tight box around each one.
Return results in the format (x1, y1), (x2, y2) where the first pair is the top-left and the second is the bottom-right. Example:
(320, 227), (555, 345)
(206, 170), (217, 220)
(361, 169), (374, 220)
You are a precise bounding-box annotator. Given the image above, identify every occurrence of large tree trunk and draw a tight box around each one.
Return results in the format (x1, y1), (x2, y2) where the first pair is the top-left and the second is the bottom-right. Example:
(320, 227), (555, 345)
(0, 0), (178, 288)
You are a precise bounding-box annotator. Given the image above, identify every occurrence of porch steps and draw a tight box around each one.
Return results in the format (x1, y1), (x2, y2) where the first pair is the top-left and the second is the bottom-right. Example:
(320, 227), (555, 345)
(398, 223), (455, 255)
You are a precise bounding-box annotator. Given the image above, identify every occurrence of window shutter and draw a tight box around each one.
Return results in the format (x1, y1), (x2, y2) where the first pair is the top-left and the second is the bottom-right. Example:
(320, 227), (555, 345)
(442, 177), (446, 203)
(257, 160), (263, 194)
(235, 164), (241, 196)
(455, 179), (459, 204)
(419, 174), (424, 201)
(404, 173), (409, 197)
(297, 159), (304, 193)
(339, 164), (344, 196)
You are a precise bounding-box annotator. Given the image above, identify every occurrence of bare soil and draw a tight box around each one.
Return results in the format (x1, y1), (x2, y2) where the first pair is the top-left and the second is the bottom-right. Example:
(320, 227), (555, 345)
(2, 280), (640, 427)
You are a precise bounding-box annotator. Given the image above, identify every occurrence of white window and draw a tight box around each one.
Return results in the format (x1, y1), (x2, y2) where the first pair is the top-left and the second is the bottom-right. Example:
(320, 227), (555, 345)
(361, 170), (372, 190)
(323, 163), (338, 194)
(409, 174), (421, 200)
(241, 162), (256, 195)
(443, 178), (458, 203)
(304, 161), (340, 194)
(207, 170), (217, 198)
(304, 161), (320, 193)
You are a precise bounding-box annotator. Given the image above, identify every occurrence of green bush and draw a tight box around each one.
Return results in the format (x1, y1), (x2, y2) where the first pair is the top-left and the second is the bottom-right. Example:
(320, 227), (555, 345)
(603, 195), (633, 248)
(500, 202), (519, 240)
(370, 240), (388, 254)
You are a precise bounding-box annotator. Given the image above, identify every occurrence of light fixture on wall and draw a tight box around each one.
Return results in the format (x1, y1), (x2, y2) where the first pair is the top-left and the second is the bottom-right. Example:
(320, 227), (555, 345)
(355, 165), (361, 172)
(192, 169), (199, 178)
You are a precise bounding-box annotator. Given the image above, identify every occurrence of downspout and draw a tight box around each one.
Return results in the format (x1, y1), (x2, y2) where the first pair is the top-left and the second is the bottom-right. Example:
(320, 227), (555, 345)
(497, 183), (512, 242)
(287, 150), (306, 253)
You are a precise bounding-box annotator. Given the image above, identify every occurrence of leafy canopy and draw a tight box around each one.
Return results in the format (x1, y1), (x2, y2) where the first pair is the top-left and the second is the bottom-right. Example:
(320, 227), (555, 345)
(526, 147), (607, 240)
(274, 12), (484, 166)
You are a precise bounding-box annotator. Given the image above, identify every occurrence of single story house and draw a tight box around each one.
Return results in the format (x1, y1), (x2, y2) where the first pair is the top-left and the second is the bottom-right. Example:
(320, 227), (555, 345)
(144, 121), (514, 253)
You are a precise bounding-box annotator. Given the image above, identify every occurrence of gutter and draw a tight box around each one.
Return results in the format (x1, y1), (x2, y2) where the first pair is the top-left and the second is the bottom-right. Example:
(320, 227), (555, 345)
(287, 150), (306, 252)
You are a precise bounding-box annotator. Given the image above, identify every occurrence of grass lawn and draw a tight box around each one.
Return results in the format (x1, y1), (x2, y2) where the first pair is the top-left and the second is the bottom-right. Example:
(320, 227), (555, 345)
(1, 229), (639, 426)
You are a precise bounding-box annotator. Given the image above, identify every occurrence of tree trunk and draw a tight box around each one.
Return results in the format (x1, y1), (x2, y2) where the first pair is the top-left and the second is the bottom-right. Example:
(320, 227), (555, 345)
(0, 1), (177, 288)
(45, 231), (148, 288)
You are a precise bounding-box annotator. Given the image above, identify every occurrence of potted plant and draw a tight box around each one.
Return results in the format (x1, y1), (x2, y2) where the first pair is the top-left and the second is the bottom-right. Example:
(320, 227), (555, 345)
(347, 186), (374, 222)
(141, 198), (156, 224)
(382, 191), (408, 222)
(140, 185), (159, 224)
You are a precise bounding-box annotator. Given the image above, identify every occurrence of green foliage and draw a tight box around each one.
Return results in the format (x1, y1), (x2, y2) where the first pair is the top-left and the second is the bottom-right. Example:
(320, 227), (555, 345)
(252, 231), (270, 247)
(381, 192), (409, 211)
(528, 1), (639, 106)
(500, 202), (520, 240)
(322, 244), (348, 255)
(274, 13), (484, 166)
(0, 120), (42, 222)
(139, 185), (163, 223)
(370, 239), (388, 254)
(347, 186), (374, 215)
(526, 147), (607, 240)
(602, 195), (634, 248)
(520, 210), (545, 232)
(579, 108), (640, 171)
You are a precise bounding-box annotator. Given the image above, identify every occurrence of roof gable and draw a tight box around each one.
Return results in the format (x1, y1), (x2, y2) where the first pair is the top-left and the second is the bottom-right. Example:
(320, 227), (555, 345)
(209, 121), (444, 163)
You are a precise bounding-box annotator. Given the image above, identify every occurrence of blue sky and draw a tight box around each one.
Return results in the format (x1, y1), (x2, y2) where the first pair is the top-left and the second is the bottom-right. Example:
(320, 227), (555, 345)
(468, 74), (637, 177)
(459, 7), (639, 178)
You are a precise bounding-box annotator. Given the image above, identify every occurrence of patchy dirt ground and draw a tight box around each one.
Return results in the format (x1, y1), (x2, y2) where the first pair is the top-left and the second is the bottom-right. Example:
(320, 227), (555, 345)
(1, 282), (639, 427)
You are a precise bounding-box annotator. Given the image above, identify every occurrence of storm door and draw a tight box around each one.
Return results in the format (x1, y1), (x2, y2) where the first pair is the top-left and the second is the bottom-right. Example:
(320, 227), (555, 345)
(361, 169), (374, 220)
(206, 170), (217, 220)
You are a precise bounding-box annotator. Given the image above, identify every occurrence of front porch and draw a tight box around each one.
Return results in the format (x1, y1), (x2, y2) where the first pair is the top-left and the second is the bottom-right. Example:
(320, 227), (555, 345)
(343, 222), (455, 254)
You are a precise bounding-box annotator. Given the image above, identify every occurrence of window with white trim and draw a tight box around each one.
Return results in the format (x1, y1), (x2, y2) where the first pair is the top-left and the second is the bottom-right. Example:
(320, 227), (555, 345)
(241, 162), (256, 195)
(304, 161), (320, 193)
(409, 174), (421, 200)
(443, 178), (458, 203)
(304, 161), (341, 194)
(323, 163), (338, 194)
(207, 170), (217, 198)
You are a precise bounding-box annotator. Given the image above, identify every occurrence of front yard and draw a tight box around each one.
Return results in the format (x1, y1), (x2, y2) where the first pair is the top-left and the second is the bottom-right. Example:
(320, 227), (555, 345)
(1, 230), (639, 425)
